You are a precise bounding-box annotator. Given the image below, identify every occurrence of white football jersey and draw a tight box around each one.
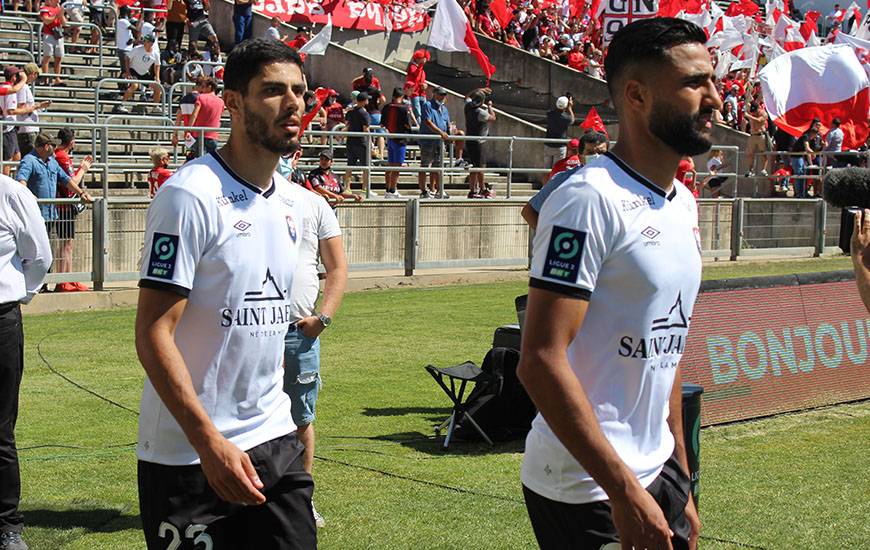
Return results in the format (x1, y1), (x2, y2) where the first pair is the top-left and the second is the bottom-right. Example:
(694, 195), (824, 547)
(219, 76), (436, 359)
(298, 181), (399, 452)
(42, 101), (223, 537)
(522, 152), (702, 504)
(137, 152), (307, 465)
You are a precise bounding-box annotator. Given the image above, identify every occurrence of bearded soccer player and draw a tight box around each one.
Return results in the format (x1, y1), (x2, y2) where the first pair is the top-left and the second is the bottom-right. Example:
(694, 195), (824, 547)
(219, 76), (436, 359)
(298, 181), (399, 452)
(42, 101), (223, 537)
(518, 18), (720, 550)
(135, 39), (316, 549)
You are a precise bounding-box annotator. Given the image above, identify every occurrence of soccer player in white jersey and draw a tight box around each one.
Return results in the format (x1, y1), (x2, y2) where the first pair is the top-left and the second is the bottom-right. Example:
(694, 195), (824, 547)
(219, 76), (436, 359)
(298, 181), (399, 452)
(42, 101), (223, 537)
(518, 18), (720, 550)
(135, 39), (316, 549)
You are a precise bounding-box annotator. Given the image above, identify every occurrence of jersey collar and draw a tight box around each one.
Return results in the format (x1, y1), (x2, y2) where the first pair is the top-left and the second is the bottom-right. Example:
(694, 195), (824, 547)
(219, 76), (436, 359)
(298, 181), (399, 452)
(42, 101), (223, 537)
(604, 152), (677, 201)
(211, 151), (276, 198)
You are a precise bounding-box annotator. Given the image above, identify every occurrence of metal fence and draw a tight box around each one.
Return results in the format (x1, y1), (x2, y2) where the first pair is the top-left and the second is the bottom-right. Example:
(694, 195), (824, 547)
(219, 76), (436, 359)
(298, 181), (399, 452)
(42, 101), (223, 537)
(33, 197), (846, 289)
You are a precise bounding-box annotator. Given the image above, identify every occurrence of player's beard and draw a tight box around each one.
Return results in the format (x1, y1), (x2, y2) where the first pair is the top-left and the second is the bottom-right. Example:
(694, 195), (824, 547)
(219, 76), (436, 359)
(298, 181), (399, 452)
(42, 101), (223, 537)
(648, 99), (714, 157)
(243, 102), (299, 156)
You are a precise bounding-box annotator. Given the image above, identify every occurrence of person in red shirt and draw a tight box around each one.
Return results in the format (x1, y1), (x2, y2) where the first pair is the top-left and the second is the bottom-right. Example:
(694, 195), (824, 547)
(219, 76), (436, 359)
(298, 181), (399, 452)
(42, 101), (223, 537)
(351, 67), (381, 93)
(405, 49), (430, 123)
(53, 128), (94, 291)
(546, 138), (582, 180)
(40, 0), (67, 86)
(769, 161), (793, 195)
(676, 156), (699, 198)
(323, 90), (345, 135)
(186, 76), (225, 160)
(148, 147), (173, 198)
(566, 44), (587, 72)
(284, 27), (309, 50)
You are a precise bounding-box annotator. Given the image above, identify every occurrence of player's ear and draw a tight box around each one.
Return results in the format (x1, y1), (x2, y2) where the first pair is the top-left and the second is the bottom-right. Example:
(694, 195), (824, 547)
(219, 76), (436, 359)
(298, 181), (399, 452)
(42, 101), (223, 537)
(223, 89), (242, 117)
(623, 77), (649, 114)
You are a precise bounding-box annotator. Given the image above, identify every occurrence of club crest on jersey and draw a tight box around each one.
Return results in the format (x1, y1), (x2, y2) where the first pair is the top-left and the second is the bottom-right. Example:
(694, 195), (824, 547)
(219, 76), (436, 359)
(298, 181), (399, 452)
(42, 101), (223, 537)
(286, 215), (297, 243)
(147, 232), (179, 280)
(543, 226), (586, 283)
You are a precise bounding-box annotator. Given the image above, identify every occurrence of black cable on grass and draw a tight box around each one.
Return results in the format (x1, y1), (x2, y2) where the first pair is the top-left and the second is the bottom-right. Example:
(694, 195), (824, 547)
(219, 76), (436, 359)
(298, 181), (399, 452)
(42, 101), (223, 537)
(36, 332), (140, 417)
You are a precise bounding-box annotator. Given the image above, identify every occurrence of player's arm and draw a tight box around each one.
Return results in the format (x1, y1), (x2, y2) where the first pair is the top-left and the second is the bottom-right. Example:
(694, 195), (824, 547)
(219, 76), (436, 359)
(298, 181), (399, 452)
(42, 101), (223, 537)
(297, 233), (347, 337)
(852, 209), (870, 314)
(520, 202), (538, 229)
(135, 289), (266, 506)
(518, 291), (674, 550)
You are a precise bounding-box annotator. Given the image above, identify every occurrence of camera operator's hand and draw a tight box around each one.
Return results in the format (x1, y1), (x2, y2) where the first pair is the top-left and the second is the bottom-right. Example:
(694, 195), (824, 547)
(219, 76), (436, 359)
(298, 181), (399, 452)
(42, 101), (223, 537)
(852, 209), (870, 314)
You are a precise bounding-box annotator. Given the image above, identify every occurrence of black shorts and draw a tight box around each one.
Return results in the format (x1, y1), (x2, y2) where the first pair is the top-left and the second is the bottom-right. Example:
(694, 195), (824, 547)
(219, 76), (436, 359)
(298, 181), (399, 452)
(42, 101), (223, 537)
(523, 455), (692, 550)
(131, 69), (154, 82)
(138, 433), (316, 550)
(2, 131), (20, 161)
(346, 141), (368, 167)
(466, 140), (486, 167)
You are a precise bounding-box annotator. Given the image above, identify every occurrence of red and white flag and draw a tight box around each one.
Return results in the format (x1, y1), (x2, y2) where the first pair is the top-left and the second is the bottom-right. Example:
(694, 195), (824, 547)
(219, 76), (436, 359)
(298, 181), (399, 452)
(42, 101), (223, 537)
(427, 0), (496, 83)
(773, 13), (806, 51)
(759, 45), (870, 149)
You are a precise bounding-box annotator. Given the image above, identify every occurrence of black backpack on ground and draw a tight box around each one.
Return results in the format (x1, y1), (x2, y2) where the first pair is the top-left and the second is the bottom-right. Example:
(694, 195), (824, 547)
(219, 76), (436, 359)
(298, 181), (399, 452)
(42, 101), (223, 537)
(454, 346), (537, 442)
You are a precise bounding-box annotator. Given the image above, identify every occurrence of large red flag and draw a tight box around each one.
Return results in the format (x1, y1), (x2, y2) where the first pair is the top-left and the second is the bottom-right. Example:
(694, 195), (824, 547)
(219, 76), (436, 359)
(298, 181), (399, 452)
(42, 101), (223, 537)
(299, 87), (332, 139)
(489, 0), (512, 29)
(580, 107), (607, 134)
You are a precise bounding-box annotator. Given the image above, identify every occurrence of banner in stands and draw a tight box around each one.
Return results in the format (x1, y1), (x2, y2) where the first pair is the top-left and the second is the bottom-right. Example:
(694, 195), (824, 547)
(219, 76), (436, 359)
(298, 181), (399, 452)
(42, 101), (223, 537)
(600, 0), (658, 43)
(254, 0), (428, 32)
(682, 274), (870, 425)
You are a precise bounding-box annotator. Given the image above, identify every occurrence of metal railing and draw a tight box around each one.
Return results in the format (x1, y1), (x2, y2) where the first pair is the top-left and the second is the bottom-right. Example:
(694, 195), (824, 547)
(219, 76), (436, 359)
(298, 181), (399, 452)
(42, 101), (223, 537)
(24, 197), (845, 289)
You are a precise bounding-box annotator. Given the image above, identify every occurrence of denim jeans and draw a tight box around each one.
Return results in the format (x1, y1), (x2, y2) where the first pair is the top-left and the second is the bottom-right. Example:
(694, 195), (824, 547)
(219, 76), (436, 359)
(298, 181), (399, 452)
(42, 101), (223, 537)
(233, 4), (253, 45)
(791, 156), (807, 198)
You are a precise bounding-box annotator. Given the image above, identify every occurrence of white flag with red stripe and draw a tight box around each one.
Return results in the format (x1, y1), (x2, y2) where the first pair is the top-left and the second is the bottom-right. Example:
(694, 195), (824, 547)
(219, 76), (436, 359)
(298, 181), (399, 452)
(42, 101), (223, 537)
(759, 45), (870, 149)
(427, 0), (496, 82)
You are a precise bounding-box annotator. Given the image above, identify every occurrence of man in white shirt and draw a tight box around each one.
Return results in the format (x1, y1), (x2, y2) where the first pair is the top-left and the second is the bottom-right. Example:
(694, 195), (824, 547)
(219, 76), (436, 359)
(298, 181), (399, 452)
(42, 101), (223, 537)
(119, 35), (162, 113)
(282, 142), (347, 528)
(823, 117), (845, 168)
(0, 174), (52, 550)
(115, 6), (135, 76)
(518, 18), (717, 550)
(135, 39), (315, 548)
(16, 64), (48, 158)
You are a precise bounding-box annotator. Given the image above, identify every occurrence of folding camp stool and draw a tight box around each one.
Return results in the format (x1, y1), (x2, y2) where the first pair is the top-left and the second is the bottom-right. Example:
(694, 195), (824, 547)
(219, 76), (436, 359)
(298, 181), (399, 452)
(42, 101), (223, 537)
(425, 361), (500, 449)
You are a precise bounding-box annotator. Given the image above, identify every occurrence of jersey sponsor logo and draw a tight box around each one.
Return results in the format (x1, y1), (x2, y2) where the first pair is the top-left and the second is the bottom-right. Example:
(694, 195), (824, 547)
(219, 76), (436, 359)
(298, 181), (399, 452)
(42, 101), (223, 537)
(147, 232), (179, 280)
(618, 292), (691, 364)
(233, 220), (251, 232)
(221, 268), (293, 330)
(543, 226), (586, 283)
(216, 189), (249, 207)
(642, 225), (661, 247)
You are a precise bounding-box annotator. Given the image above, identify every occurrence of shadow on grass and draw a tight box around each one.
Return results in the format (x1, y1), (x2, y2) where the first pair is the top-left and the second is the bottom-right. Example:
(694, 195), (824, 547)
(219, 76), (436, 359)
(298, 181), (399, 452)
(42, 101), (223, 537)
(370, 430), (526, 456)
(361, 406), (451, 423)
(23, 506), (140, 533)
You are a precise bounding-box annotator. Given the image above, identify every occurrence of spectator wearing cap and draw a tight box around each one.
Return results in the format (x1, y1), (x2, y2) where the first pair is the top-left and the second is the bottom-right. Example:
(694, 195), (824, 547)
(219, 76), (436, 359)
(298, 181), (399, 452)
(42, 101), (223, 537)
(381, 87), (414, 198)
(40, 0), (66, 86)
(544, 137), (581, 181)
(419, 85), (453, 198)
(352, 67), (381, 93)
(405, 49), (430, 124)
(17, 134), (94, 271)
(464, 87), (496, 198)
(118, 34), (163, 113)
(2, 68), (48, 178)
(16, 64), (48, 158)
(545, 95), (574, 167)
(344, 91), (371, 194)
(308, 150), (362, 205)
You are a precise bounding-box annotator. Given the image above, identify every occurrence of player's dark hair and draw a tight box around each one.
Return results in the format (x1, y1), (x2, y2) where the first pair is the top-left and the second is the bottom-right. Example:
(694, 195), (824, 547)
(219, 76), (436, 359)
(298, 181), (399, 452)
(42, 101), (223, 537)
(56, 128), (75, 145)
(604, 17), (707, 100)
(223, 39), (303, 96)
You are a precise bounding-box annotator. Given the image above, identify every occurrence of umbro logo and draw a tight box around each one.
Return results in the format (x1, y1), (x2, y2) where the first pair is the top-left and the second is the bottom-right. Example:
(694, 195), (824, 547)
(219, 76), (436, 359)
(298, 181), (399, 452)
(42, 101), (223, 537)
(641, 226), (660, 240)
(234, 220), (251, 232)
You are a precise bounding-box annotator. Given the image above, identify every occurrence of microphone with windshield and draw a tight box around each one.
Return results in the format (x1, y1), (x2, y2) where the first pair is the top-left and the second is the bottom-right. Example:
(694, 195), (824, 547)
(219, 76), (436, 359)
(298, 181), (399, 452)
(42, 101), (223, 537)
(822, 168), (870, 253)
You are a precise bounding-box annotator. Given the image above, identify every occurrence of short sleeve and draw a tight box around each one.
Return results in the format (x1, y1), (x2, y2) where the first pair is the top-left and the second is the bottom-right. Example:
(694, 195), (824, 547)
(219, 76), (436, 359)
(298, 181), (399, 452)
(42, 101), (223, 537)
(529, 181), (615, 300)
(314, 194), (341, 240)
(528, 167), (576, 213)
(138, 186), (210, 296)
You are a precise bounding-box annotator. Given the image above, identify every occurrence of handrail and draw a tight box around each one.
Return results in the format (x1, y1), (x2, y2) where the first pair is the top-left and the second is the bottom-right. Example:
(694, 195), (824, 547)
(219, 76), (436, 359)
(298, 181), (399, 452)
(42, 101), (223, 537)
(0, 15), (36, 52)
(94, 78), (165, 119)
(0, 46), (35, 63)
